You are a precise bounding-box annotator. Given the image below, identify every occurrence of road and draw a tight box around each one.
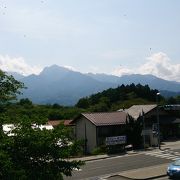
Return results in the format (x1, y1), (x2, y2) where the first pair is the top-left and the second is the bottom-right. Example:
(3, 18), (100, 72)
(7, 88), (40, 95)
(63, 143), (180, 180)
(64, 152), (171, 180)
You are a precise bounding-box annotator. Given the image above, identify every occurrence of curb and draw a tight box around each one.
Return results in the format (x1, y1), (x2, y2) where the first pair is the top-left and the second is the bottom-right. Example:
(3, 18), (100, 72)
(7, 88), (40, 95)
(71, 151), (139, 162)
(106, 173), (167, 180)
(144, 174), (167, 180)
(84, 151), (138, 162)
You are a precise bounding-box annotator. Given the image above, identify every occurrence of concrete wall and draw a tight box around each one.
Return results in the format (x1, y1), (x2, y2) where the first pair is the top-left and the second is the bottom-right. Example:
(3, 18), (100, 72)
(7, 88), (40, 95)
(75, 117), (97, 153)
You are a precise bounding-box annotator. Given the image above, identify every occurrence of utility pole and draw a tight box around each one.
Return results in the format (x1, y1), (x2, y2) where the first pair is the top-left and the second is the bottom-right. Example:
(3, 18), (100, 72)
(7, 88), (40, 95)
(156, 92), (161, 150)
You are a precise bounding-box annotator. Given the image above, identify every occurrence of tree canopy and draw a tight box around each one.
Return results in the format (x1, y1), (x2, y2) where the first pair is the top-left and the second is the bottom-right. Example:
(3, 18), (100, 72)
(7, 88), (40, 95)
(0, 122), (84, 180)
(76, 83), (163, 111)
(0, 70), (24, 104)
(0, 71), (84, 179)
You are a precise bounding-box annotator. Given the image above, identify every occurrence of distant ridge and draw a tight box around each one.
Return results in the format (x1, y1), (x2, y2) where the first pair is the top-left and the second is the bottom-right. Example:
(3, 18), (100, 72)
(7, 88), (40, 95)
(7, 65), (180, 105)
(7, 72), (25, 80)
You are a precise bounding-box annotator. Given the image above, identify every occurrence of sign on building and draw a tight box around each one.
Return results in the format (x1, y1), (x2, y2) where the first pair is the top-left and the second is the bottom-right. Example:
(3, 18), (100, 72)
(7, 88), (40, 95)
(105, 135), (126, 145)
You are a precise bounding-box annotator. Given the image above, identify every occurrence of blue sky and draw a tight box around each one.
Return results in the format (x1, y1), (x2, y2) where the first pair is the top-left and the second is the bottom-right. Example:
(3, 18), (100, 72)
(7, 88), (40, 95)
(0, 0), (180, 81)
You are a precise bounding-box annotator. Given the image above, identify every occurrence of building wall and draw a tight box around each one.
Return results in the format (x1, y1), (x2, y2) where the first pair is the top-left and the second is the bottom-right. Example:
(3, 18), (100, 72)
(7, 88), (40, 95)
(145, 108), (169, 118)
(143, 108), (170, 128)
(75, 117), (97, 153)
(142, 107), (179, 145)
(97, 125), (126, 146)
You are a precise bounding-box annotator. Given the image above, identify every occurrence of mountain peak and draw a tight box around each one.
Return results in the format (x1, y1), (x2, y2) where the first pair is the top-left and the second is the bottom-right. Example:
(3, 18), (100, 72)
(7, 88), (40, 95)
(41, 65), (70, 73)
(41, 65), (71, 74)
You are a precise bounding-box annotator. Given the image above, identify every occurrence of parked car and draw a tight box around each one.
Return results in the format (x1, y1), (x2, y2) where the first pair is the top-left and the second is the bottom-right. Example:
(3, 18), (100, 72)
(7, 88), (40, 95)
(167, 159), (180, 178)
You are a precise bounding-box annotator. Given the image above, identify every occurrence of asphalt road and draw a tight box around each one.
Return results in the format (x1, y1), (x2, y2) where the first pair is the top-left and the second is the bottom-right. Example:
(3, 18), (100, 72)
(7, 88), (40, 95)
(64, 153), (171, 180)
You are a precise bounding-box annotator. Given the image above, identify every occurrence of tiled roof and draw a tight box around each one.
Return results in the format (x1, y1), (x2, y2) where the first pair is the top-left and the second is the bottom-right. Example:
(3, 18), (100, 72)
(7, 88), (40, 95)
(48, 120), (61, 126)
(125, 104), (157, 120)
(48, 120), (74, 127)
(81, 111), (127, 126)
(64, 120), (74, 126)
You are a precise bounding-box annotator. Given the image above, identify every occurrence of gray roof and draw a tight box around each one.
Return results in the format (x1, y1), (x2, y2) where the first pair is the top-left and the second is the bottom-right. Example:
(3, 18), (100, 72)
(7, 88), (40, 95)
(125, 104), (157, 120)
(82, 112), (127, 126)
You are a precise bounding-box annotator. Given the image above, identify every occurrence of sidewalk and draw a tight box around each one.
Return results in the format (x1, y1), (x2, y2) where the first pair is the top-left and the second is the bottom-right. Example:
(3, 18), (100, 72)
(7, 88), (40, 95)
(70, 140), (180, 162)
(106, 163), (168, 180)
(161, 139), (180, 149)
(70, 150), (138, 162)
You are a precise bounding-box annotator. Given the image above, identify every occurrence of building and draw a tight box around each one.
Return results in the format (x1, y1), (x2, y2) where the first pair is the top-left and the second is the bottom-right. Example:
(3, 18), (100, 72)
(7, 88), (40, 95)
(72, 111), (127, 153)
(72, 104), (180, 153)
(123, 104), (180, 147)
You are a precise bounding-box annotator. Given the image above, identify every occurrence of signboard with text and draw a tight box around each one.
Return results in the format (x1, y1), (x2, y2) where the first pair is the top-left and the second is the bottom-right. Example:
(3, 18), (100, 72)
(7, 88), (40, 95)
(105, 135), (126, 145)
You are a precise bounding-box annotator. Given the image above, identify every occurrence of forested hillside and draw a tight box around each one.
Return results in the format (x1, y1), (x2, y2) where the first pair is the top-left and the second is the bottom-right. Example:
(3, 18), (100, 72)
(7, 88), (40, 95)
(2, 84), (180, 124)
(76, 84), (163, 111)
(2, 99), (84, 123)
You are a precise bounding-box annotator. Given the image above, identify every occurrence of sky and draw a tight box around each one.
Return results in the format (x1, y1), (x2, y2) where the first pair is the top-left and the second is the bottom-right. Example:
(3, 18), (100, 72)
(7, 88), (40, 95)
(0, 0), (180, 82)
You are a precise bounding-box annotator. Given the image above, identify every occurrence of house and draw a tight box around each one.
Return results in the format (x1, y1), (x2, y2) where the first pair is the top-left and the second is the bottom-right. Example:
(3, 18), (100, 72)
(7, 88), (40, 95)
(123, 104), (180, 146)
(72, 104), (180, 153)
(123, 104), (161, 146)
(72, 111), (128, 153)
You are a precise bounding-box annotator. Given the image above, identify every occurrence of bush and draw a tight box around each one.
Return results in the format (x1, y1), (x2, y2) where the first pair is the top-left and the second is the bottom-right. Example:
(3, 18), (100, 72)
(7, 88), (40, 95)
(92, 145), (107, 155)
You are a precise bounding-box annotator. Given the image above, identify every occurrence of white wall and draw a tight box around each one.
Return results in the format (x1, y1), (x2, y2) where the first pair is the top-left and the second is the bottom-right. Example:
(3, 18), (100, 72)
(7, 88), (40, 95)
(75, 117), (97, 153)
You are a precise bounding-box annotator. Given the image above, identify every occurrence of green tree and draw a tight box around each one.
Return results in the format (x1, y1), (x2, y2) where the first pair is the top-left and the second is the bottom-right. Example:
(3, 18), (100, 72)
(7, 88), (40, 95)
(125, 115), (143, 149)
(91, 97), (111, 112)
(76, 97), (90, 109)
(0, 71), (84, 179)
(0, 70), (24, 105)
(19, 98), (33, 106)
(0, 122), (84, 180)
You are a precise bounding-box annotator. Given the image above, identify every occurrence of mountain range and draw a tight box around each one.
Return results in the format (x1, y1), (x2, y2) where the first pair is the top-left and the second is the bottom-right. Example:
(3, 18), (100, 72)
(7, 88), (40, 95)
(8, 65), (180, 105)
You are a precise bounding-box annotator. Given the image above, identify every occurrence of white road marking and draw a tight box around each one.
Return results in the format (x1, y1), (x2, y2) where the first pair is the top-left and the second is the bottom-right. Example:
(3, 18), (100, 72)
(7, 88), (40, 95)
(143, 150), (180, 160)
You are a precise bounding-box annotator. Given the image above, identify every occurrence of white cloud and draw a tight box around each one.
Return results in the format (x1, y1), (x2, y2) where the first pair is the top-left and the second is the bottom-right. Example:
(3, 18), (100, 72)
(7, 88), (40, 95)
(138, 52), (180, 82)
(112, 66), (133, 76)
(63, 65), (78, 72)
(0, 55), (42, 76)
(89, 66), (100, 73)
(112, 52), (180, 82)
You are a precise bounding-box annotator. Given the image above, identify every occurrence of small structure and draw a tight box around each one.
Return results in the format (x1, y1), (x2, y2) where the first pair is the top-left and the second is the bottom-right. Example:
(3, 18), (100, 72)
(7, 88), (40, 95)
(48, 120), (75, 137)
(72, 111), (127, 154)
(2, 124), (16, 136)
(32, 124), (54, 130)
(2, 123), (54, 136)
(48, 120), (74, 127)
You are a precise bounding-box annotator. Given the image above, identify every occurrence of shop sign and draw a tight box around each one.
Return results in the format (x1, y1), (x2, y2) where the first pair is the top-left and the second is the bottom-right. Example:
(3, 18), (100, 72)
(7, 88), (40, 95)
(105, 135), (126, 145)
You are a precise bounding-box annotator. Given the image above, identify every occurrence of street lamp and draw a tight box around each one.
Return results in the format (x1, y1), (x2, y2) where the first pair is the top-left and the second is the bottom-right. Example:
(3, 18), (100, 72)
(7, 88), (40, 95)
(156, 92), (161, 149)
